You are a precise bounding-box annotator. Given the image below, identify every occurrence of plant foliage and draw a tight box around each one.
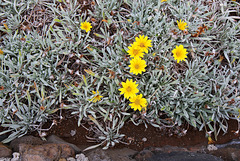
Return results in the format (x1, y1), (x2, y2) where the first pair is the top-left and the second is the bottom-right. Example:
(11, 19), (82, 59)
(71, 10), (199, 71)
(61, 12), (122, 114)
(0, 0), (240, 147)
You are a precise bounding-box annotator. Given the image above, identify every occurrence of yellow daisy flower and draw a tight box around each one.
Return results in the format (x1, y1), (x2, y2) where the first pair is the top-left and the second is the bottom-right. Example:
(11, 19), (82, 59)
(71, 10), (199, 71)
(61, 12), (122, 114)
(129, 94), (147, 111)
(129, 57), (147, 75)
(161, 0), (167, 2)
(135, 35), (152, 53)
(80, 21), (92, 32)
(127, 43), (145, 58)
(89, 90), (103, 103)
(177, 19), (188, 31)
(0, 49), (3, 55)
(119, 79), (139, 99)
(172, 45), (188, 63)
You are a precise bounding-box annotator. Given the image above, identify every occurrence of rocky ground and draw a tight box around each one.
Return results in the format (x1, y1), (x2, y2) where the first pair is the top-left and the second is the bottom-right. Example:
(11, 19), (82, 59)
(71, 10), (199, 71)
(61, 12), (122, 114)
(0, 135), (240, 161)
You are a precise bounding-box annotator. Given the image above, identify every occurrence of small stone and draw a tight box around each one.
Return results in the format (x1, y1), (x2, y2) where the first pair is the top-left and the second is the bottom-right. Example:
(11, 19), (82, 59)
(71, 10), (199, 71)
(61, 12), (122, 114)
(59, 158), (67, 161)
(142, 138), (147, 142)
(207, 144), (218, 151)
(0, 143), (12, 158)
(11, 152), (20, 161)
(75, 153), (89, 161)
(67, 157), (76, 161)
(70, 130), (76, 136)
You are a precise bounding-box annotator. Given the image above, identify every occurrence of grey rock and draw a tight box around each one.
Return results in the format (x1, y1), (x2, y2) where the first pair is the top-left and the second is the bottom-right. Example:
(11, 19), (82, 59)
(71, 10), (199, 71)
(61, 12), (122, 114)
(10, 135), (45, 152)
(207, 139), (240, 161)
(154, 146), (189, 153)
(86, 148), (111, 161)
(134, 149), (154, 161)
(19, 143), (75, 161)
(0, 158), (11, 161)
(21, 154), (48, 161)
(147, 151), (223, 161)
(0, 143), (12, 158)
(215, 139), (240, 149)
(85, 148), (136, 161)
(106, 148), (137, 161)
(208, 147), (240, 161)
(47, 135), (81, 153)
(134, 146), (223, 161)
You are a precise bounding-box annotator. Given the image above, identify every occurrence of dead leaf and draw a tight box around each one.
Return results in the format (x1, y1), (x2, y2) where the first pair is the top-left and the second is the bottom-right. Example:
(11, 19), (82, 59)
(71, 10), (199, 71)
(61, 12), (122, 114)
(102, 19), (108, 23)
(12, 109), (18, 117)
(57, 55), (65, 66)
(34, 81), (38, 91)
(3, 24), (9, 30)
(208, 136), (215, 144)
(40, 106), (45, 111)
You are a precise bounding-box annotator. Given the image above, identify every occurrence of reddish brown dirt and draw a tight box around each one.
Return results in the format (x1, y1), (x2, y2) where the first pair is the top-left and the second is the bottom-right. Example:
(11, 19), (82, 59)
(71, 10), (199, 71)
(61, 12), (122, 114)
(35, 112), (239, 151)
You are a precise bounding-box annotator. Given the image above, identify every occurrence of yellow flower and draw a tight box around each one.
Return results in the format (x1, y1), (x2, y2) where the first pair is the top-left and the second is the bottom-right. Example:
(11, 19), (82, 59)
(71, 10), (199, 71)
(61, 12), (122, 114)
(172, 45), (188, 63)
(0, 49), (3, 55)
(89, 90), (103, 103)
(129, 94), (147, 111)
(127, 43), (144, 58)
(161, 0), (167, 2)
(80, 21), (92, 32)
(177, 19), (188, 31)
(129, 57), (147, 75)
(134, 35), (152, 53)
(119, 79), (139, 99)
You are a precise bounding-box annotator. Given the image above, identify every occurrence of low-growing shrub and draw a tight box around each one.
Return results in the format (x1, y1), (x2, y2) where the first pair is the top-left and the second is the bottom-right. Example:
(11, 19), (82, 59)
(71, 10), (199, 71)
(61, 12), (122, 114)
(0, 0), (240, 148)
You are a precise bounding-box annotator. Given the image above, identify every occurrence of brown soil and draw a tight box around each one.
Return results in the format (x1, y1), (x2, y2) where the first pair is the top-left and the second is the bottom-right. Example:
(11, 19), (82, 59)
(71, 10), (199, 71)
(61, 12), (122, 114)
(35, 111), (239, 151)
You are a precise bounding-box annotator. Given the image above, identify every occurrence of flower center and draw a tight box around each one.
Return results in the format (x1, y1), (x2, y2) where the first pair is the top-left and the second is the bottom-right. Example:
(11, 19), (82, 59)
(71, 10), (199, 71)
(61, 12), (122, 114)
(83, 24), (88, 29)
(133, 49), (138, 56)
(176, 51), (181, 57)
(139, 42), (145, 48)
(134, 64), (140, 69)
(134, 98), (141, 105)
(126, 86), (132, 92)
